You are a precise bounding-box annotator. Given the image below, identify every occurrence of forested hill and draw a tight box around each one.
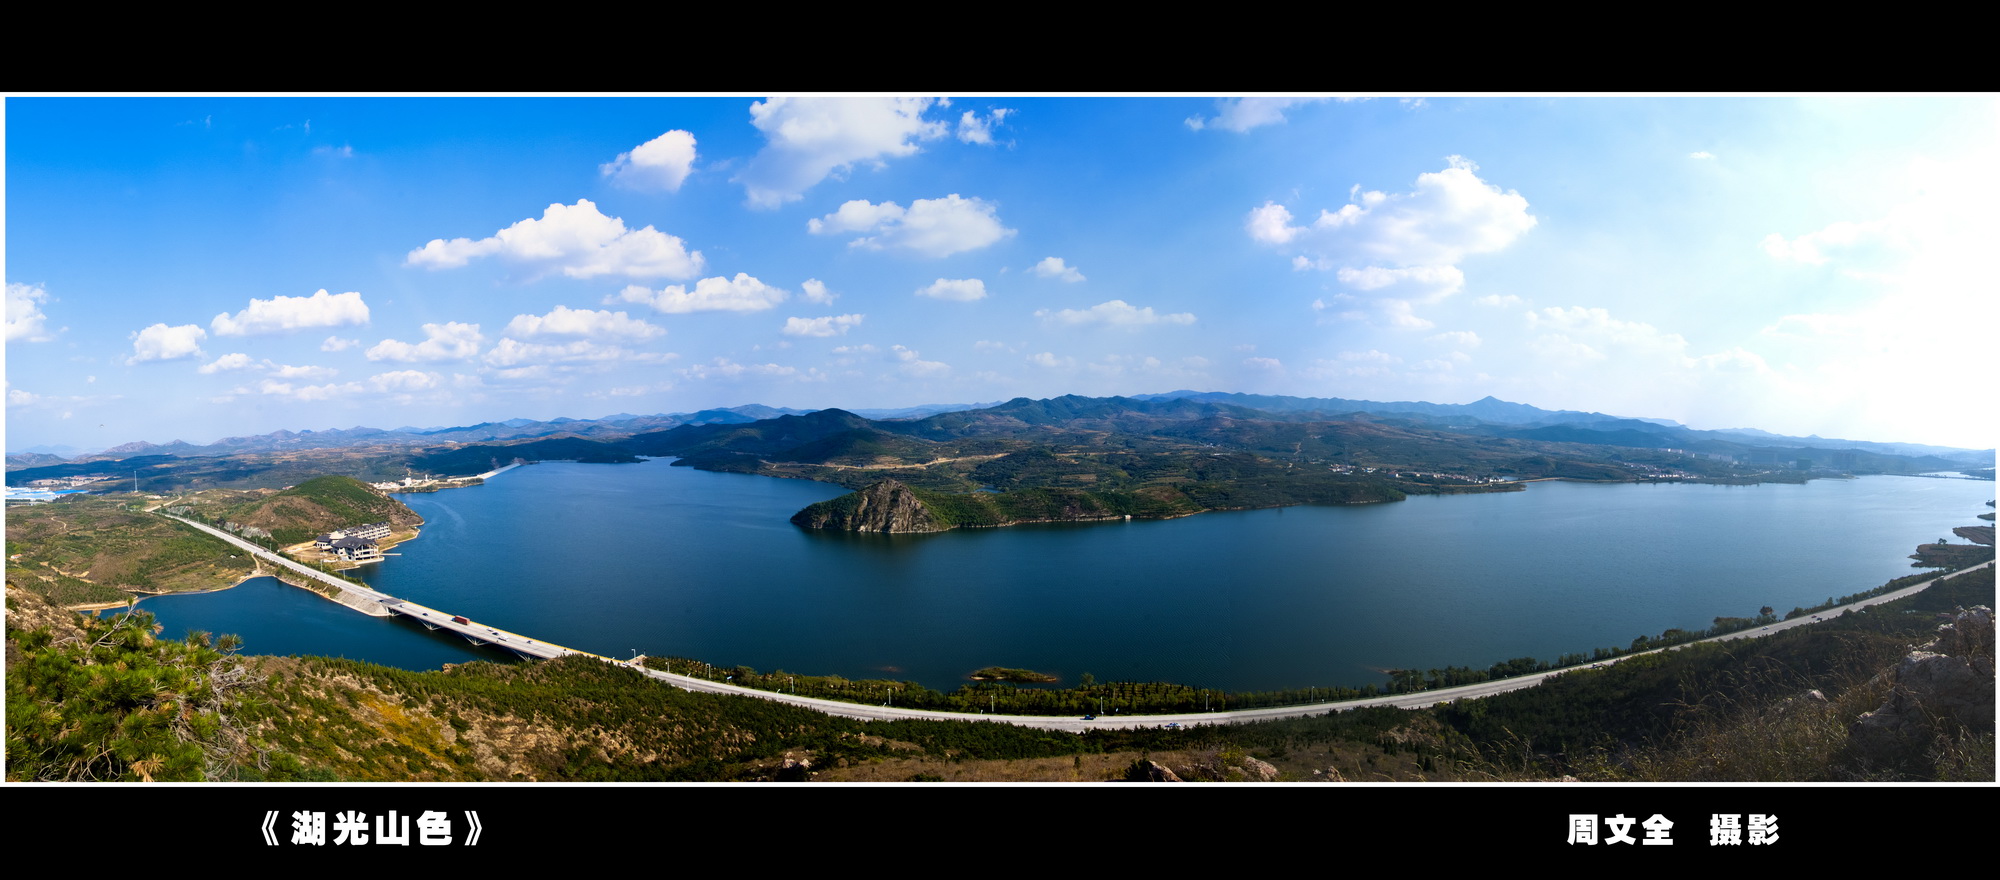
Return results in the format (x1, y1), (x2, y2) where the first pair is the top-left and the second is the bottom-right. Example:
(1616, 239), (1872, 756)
(167, 475), (424, 548)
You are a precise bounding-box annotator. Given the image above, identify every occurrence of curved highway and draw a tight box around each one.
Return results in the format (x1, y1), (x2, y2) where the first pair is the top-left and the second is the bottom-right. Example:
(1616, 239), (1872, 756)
(160, 509), (1991, 733)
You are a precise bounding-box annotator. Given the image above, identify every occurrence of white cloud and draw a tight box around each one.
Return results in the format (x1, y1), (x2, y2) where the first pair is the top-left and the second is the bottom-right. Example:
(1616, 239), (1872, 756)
(781, 314), (865, 337)
(241, 369), (439, 402)
(6, 282), (54, 342)
(808, 199), (908, 235)
(128, 323), (207, 364)
(1313, 294), (1435, 330)
(1760, 218), (1899, 268)
(1252, 157), (1536, 269)
(1476, 293), (1524, 307)
(680, 357), (808, 381)
(198, 353), (258, 374)
(800, 279), (837, 305)
(1243, 356), (1284, 371)
(8, 387), (40, 407)
(808, 194), (1014, 257)
(1335, 265), (1466, 302)
(481, 338), (671, 369)
(601, 129), (697, 192)
(1186, 97), (1329, 133)
(1689, 151), (1716, 159)
(504, 305), (663, 340)
(366, 322), (484, 362)
(1526, 307), (1688, 358)
(956, 107), (1013, 145)
(271, 363), (338, 380)
(1030, 256), (1085, 283)
(916, 278), (987, 301)
(1027, 351), (1072, 369)
(1246, 202), (1300, 245)
(736, 97), (949, 208)
(1338, 349), (1402, 364)
(369, 370), (441, 392)
(1254, 157), (1535, 327)
(245, 378), (356, 401)
(405, 199), (704, 281)
(321, 336), (359, 351)
(893, 344), (949, 377)
(211, 289), (370, 336)
(614, 273), (788, 314)
(490, 366), (550, 382)
(1034, 300), (1195, 328)
(1429, 330), (1481, 348)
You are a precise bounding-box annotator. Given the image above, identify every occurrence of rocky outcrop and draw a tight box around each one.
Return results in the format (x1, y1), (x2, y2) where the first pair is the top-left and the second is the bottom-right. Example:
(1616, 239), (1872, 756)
(1849, 605), (1994, 763)
(790, 479), (949, 533)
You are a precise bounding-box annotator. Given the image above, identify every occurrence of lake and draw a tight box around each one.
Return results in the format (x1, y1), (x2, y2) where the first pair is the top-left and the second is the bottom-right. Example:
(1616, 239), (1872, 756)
(138, 461), (1994, 693)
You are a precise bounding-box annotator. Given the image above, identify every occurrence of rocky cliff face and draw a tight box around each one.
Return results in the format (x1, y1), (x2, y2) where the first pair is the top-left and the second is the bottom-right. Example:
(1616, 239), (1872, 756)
(1849, 604), (1994, 766)
(790, 479), (948, 533)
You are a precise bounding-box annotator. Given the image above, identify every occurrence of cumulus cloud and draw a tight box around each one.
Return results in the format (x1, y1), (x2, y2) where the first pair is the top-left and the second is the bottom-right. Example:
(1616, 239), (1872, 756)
(1034, 300), (1195, 328)
(736, 97), (949, 208)
(1526, 307), (1687, 356)
(321, 336), (359, 351)
(680, 357), (810, 381)
(800, 279), (837, 305)
(366, 322), (483, 362)
(503, 305), (663, 340)
(211, 289), (370, 336)
(892, 344), (949, 377)
(1251, 156), (1536, 325)
(242, 368), (444, 402)
(1250, 157), (1536, 268)
(1334, 265), (1466, 302)
(405, 200), (703, 281)
(1030, 256), (1085, 282)
(243, 378), (357, 401)
(369, 370), (441, 392)
(481, 338), (637, 368)
(128, 323), (207, 364)
(271, 363), (338, 380)
(807, 194), (1014, 257)
(1429, 330), (1481, 348)
(956, 107), (1013, 144)
(1186, 97), (1329, 132)
(601, 129), (697, 192)
(1689, 151), (1716, 160)
(198, 353), (258, 374)
(614, 273), (788, 313)
(1247, 203), (1301, 245)
(781, 314), (865, 337)
(916, 278), (987, 301)
(6, 282), (54, 342)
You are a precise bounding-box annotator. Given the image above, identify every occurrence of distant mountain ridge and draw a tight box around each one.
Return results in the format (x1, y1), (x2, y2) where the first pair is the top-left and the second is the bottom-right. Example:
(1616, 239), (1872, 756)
(8, 392), (1989, 472)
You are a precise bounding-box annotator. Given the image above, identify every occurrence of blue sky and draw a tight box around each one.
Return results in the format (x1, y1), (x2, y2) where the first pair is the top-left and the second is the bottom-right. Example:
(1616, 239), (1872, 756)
(6, 95), (1994, 453)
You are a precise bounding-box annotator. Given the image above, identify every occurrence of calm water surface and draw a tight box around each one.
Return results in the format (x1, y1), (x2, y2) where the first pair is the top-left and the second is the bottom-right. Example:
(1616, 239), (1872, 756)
(140, 461), (1993, 692)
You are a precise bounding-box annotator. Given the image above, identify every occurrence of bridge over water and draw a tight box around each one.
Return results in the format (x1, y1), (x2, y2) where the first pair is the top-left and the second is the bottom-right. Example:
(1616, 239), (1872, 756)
(155, 511), (1992, 734)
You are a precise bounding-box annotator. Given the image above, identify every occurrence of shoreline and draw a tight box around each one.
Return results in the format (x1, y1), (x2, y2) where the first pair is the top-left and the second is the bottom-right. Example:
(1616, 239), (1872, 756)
(69, 568), (274, 612)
